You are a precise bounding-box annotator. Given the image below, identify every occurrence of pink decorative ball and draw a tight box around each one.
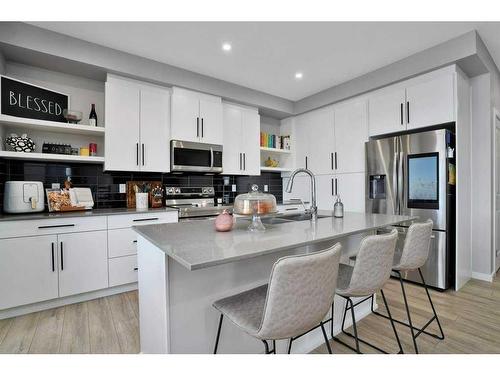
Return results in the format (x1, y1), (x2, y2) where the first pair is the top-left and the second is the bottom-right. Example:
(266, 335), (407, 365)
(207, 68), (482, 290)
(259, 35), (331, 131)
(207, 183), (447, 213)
(215, 210), (234, 232)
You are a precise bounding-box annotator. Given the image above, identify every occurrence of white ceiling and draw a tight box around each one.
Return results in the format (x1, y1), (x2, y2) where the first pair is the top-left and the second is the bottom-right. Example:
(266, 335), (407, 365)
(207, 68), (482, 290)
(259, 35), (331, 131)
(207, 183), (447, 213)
(28, 22), (500, 101)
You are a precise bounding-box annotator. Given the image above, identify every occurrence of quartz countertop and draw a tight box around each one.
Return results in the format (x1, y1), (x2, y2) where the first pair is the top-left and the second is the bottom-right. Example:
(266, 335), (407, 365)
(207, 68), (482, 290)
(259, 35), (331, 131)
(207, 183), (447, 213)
(133, 211), (415, 271)
(0, 207), (178, 222)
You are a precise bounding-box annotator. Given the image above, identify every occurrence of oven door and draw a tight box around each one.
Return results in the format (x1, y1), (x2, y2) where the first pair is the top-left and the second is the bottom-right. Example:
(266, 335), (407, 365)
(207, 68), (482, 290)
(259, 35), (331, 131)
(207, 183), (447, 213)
(171, 140), (223, 173)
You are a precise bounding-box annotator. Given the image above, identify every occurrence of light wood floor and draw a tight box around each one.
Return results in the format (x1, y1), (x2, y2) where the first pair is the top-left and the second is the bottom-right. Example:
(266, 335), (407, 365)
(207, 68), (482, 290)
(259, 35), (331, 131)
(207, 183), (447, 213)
(1, 272), (499, 354)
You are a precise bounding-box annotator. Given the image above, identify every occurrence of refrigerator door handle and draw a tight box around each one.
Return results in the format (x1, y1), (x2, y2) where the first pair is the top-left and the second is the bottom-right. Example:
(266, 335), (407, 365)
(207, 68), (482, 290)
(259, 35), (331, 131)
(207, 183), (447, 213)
(393, 151), (399, 215)
(398, 151), (405, 213)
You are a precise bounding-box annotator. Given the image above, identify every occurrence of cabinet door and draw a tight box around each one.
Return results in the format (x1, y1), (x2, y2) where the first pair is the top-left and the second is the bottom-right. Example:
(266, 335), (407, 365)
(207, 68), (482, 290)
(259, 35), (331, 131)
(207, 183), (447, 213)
(105, 78), (141, 171)
(199, 98), (223, 144)
(222, 104), (243, 175)
(406, 74), (455, 130)
(336, 172), (366, 213)
(334, 99), (368, 174)
(140, 87), (171, 172)
(293, 113), (311, 169)
(58, 231), (108, 297)
(316, 174), (336, 210)
(368, 87), (406, 137)
(241, 109), (261, 176)
(0, 235), (59, 309)
(307, 106), (335, 175)
(171, 92), (200, 142)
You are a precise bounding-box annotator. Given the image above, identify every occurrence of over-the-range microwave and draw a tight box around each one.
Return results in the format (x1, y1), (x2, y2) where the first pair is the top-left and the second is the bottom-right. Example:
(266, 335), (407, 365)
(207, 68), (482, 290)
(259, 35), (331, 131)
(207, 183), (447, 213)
(170, 140), (223, 173)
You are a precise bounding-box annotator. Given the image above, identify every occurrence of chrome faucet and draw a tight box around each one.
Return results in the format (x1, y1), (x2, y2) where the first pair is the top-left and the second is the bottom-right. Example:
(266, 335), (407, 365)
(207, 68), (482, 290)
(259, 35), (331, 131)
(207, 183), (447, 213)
(285, 168), (318, 221)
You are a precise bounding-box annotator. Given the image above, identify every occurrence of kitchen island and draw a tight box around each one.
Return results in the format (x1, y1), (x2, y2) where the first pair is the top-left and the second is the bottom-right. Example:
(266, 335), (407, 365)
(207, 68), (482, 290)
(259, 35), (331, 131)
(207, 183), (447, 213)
(134, 211), (414, 354)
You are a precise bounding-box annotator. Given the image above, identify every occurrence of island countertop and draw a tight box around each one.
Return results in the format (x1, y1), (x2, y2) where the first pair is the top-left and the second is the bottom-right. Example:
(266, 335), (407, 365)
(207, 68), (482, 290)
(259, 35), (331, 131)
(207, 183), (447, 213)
(133, 211), (414, 271)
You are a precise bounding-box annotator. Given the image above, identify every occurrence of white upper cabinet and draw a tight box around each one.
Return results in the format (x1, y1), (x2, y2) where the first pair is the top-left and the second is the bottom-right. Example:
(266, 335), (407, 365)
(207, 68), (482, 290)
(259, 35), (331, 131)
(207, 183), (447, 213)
(368, 86), (406, 137)
(222, 103), (260, 175)
(105, 77), (141, 171)
(105, 75), (171, 172)
(171, 87), (223, 144)
(334, 99), (368, 174)
(405, 73), (455, 130)
(335, 173), (366, 213)
(139, 86), (171, 172)
(368, 67), (456, 137)
(293, 105), (334, 174)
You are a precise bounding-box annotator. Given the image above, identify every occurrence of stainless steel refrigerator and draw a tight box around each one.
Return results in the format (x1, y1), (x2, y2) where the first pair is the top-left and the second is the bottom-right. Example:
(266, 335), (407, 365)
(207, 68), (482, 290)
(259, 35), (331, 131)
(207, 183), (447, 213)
(366, 129), (455, 290)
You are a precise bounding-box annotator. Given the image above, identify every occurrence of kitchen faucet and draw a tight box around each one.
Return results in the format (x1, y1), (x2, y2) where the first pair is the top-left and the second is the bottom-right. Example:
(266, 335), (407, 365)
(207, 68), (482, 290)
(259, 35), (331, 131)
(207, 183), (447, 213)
(285, 168), (318, 222)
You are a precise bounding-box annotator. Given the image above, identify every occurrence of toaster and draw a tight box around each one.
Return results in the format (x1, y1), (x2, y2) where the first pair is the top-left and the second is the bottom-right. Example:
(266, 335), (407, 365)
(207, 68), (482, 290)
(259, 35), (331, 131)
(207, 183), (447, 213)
(3, 181), (45, 213)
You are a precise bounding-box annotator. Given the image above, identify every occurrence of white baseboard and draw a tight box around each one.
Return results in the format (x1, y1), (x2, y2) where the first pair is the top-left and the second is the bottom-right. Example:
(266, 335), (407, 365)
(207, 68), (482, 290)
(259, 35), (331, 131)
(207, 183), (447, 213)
(0, 283), (138, 319)
(471, 271), (495, 282)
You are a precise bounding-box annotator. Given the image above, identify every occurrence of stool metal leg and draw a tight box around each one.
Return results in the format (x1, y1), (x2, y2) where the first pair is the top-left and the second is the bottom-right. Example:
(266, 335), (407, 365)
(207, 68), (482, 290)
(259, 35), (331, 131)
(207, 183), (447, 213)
(419, 268), (445, 340)
(213, 314), (224, 354)
(319, 321), (333, 354)
(397, 270), (419, 354)
(380, 289), (403, 354)
(262, 340), (276, 354)
(287, 338), (293, 354)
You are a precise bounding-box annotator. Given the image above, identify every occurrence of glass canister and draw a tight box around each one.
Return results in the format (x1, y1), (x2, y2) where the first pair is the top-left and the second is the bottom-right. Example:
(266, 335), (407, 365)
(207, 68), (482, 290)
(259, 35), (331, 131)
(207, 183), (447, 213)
(234, 184), (277, 231)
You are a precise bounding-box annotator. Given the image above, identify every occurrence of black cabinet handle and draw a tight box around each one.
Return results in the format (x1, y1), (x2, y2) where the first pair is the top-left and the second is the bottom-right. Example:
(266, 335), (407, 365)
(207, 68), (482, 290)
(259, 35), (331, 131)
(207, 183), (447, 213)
(133, 267), (138, 271)
(400, 103), (403, 125)
(136, 143), (139, 166)
(335, 178), (338, 196)
(133, 217), (159, 222)
(305, 156), (308, 169)
(334, 152), (338, 170)
(60, 242), (64, 271)
(133, 240), (138, 243)
(331, 178), (334, 196)
(243, 153), (246, 170)
(51, 243), (55, 272)
(285, 207), (298, 211)
(407, 101), (410, 124)
(142, 144), (145, 166)
(197, 117), (199, 137)
(201, 118), (204, 138)
(331, 153), (334, 170)
(239, 153), (242, 170)
(38, 224), (75, 229)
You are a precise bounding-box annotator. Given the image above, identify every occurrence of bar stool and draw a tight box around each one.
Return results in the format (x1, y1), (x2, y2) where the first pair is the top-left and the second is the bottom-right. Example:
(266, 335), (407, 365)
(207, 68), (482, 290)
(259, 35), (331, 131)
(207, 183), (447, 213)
(332, 229), (403, 354)
(370, 220), (444, 354)
(212, 243), (342, 354)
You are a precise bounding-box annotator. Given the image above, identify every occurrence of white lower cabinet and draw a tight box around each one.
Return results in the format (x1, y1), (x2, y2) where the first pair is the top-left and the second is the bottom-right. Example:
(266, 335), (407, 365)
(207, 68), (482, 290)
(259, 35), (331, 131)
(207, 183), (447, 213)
(316, 175), (336, 210)
(0, 235), (59, 310)
(58, 231), (108, 297)
(109, 255), (138, 287)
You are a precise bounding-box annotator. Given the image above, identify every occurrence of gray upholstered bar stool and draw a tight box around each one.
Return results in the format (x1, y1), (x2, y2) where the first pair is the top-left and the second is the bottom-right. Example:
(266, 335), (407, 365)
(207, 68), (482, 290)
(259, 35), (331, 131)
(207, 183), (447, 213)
(370, 219), (444, 354)
(332, 229), (403, 354)
(212, 243), (342, 354)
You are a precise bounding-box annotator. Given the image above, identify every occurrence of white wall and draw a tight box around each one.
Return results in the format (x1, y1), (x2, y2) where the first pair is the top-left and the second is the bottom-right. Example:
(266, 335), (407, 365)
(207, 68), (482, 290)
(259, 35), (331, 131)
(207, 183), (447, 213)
(5, 62), (105, 127)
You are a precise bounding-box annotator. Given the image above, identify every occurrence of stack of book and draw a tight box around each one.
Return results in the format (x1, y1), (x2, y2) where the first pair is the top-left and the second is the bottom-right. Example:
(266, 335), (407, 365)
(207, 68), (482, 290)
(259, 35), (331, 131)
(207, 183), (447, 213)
(260, 132), (291, 150)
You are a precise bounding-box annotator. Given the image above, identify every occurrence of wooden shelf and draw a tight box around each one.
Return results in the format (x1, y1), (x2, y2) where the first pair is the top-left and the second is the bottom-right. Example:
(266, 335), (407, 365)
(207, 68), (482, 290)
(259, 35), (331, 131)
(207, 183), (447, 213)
(260, 147), (291, 154)
(0, 115), (105, 136)
(0, 150), (105, 164)
(260, 166), (292, 172)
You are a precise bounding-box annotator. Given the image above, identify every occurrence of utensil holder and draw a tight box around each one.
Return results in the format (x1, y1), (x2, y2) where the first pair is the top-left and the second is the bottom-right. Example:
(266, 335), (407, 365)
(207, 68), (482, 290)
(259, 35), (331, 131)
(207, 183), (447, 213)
(136, 193), (149, 210)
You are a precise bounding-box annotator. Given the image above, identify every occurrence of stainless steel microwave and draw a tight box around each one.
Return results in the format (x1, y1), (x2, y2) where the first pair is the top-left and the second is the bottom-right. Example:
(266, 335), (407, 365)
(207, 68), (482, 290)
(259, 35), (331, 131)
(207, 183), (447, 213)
(170, 140), (223, 173)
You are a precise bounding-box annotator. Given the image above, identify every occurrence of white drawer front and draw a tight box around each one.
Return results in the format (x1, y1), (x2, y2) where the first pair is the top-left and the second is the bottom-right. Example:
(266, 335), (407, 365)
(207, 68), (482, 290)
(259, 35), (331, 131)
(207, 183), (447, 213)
(107, 211), (178, 229)
(109, 255), (138, 287)
(0, 216), (107, 239)
(108, 228), (138, 258)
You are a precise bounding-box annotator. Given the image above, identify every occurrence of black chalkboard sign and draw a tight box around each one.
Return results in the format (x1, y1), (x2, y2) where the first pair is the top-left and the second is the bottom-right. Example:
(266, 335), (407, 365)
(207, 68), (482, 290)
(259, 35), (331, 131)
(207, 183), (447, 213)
(1, 76), (69, 123)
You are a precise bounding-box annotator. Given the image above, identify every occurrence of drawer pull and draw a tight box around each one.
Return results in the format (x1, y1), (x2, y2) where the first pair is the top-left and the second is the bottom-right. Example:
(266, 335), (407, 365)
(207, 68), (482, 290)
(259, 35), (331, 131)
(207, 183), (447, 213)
(133, 218), (159, 222)
(285, 208), (298, 211)
(133, 267), (138, 271)
(38, 224), (75, 229)
(133, 240), (138, 243)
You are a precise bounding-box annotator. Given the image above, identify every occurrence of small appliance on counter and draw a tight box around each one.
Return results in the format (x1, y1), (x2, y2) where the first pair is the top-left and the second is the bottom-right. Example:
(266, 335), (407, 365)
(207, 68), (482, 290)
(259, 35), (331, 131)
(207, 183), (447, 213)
(3, 181), (45, 213)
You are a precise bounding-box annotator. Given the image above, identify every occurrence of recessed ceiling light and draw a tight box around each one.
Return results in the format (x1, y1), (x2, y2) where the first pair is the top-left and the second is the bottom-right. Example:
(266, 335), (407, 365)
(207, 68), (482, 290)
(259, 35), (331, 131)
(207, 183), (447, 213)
(295, 72), (303, 79)
(222, 43), (232, 52)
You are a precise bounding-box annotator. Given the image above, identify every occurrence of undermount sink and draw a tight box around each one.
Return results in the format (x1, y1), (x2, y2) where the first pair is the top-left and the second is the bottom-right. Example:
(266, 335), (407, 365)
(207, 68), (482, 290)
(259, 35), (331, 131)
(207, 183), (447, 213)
(257, 213), (331, 225)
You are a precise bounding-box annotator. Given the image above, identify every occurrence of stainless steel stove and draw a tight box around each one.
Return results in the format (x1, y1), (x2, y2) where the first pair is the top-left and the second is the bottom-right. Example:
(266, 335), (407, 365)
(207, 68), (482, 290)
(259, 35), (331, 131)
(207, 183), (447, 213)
(164, 186), (233, 220)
